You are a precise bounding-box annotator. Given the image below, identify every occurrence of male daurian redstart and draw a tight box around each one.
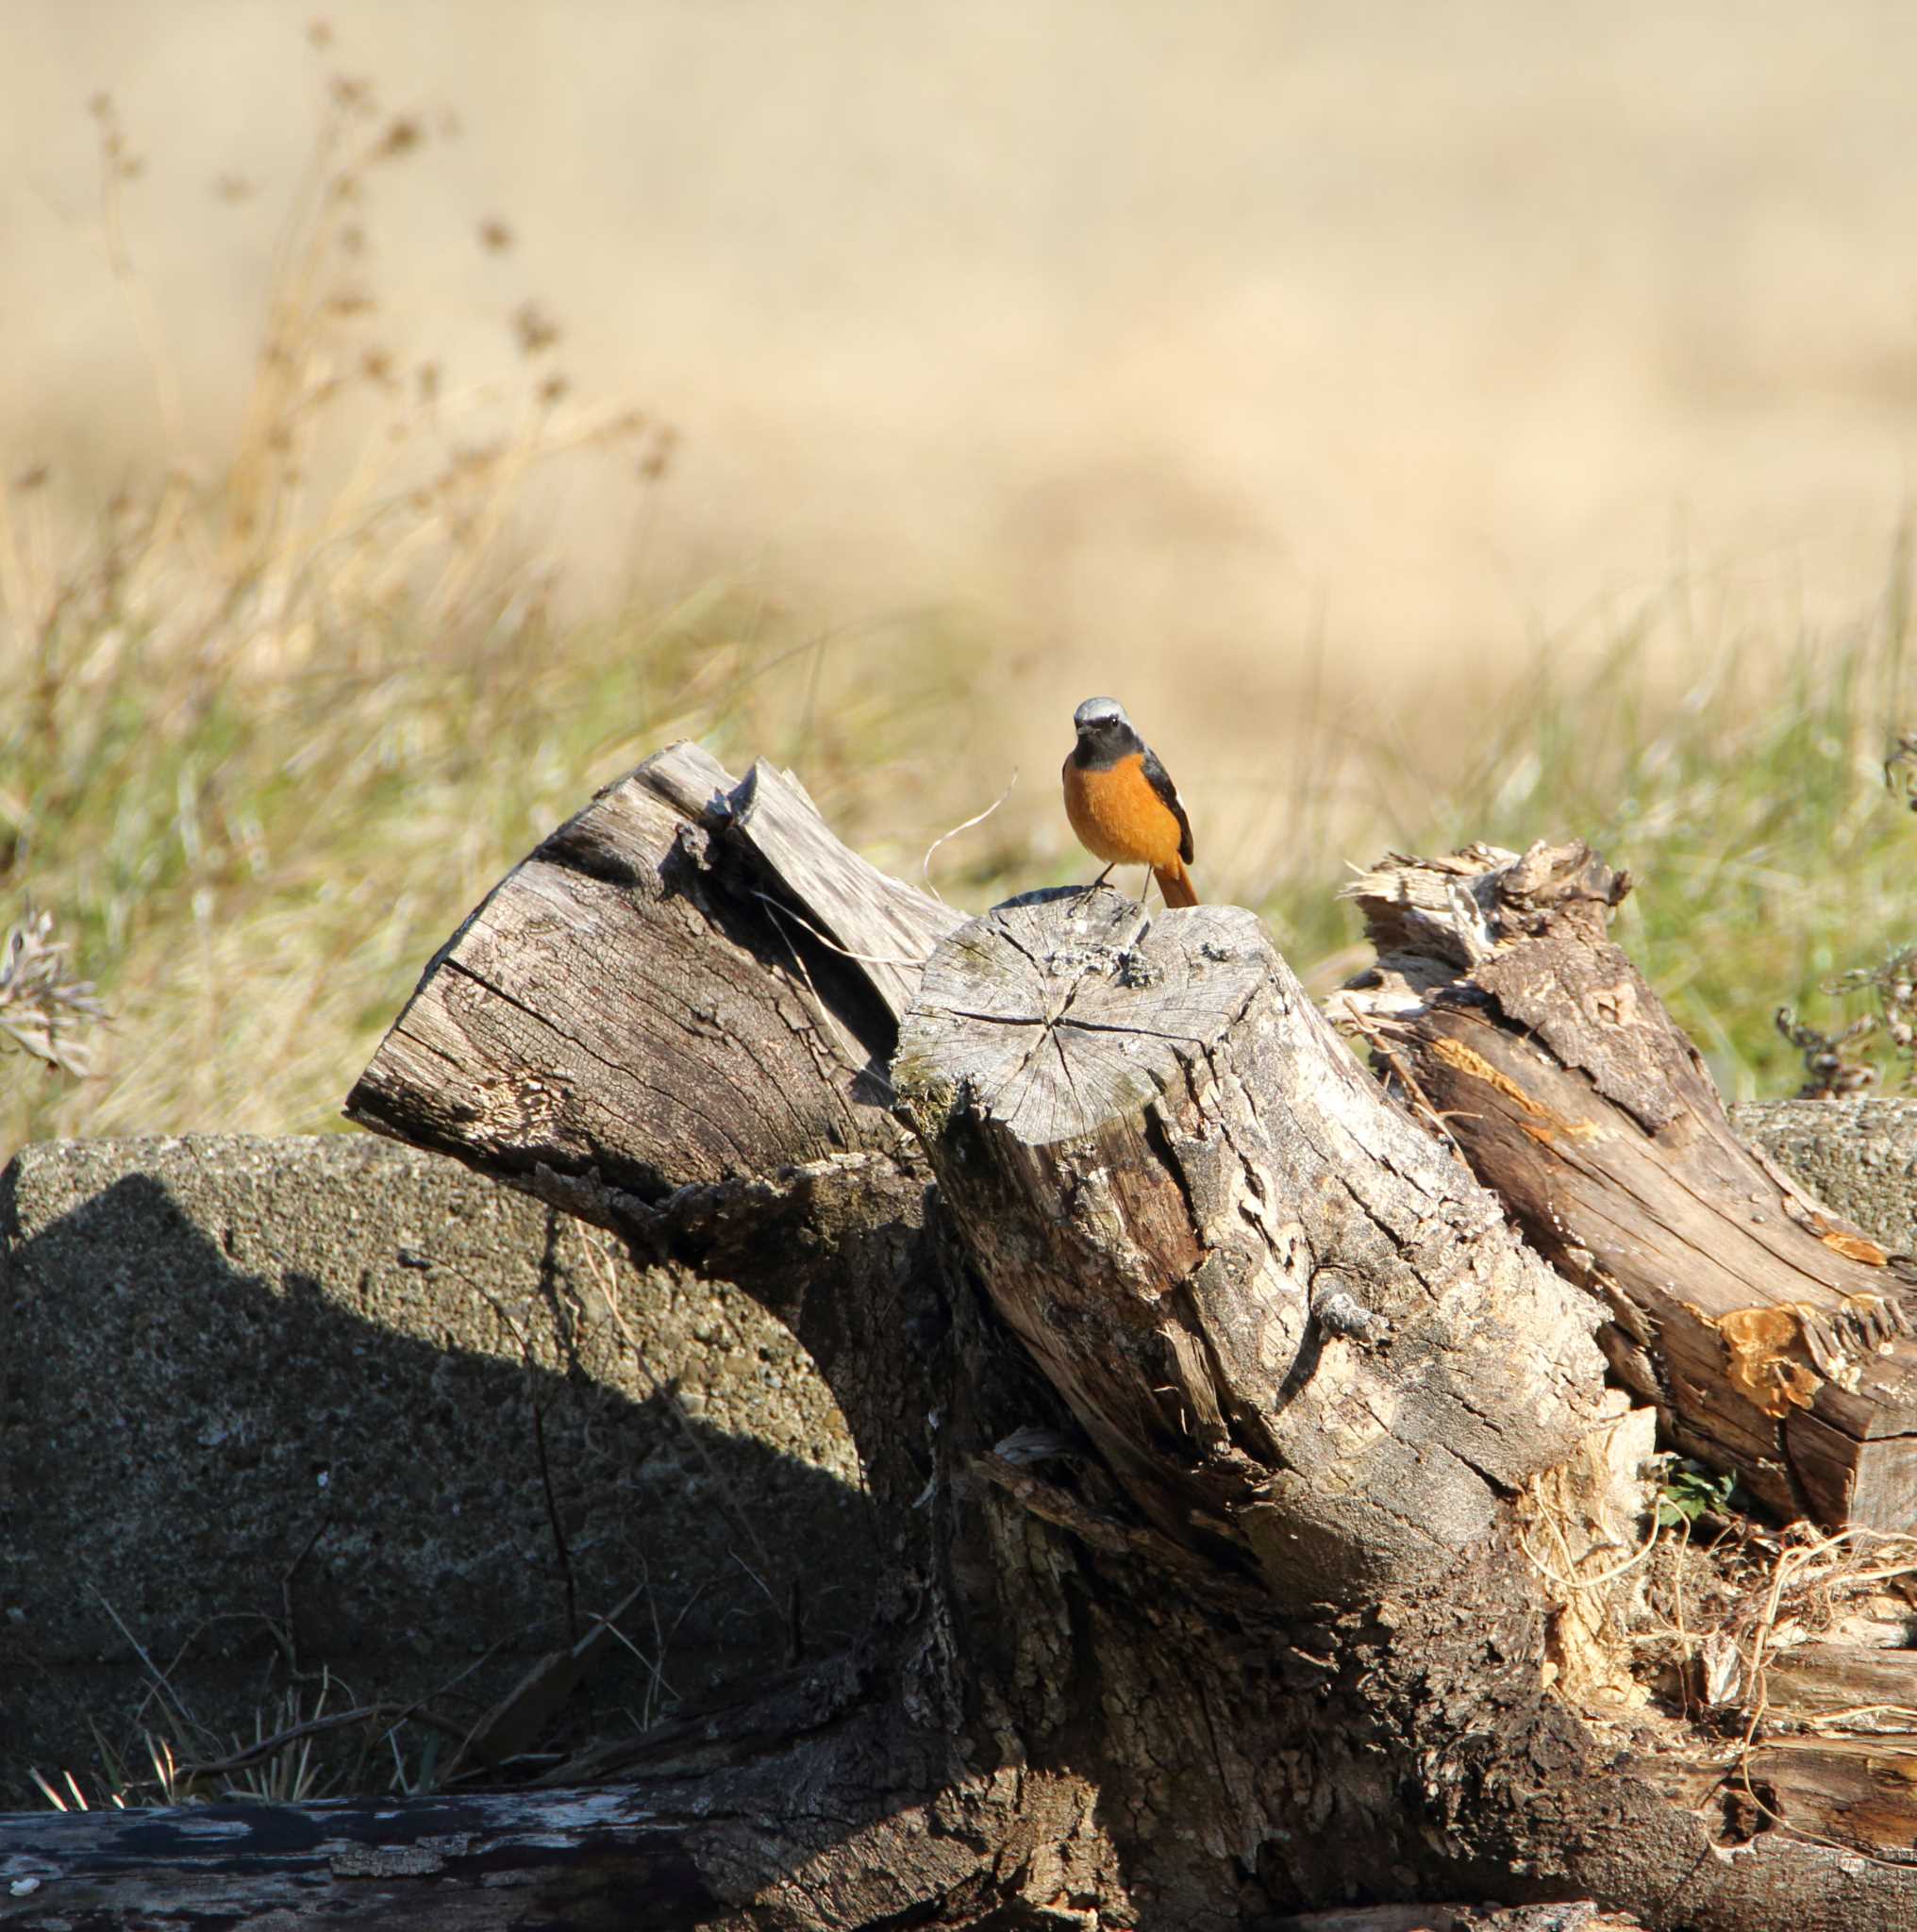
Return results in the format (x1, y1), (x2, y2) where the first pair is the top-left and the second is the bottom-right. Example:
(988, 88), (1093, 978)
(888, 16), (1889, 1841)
(1061, 696), (1199, 908)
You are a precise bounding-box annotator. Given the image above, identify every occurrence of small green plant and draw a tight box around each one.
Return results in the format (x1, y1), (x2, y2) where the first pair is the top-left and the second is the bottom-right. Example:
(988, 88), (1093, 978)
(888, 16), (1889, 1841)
(29, 1675), (371, 1813)
(28, 1764), (121, 1813)
(29, 1726), (187, 1814)
(1655, 1457), (1740, 1531)
(217, 1685), (337, 1807)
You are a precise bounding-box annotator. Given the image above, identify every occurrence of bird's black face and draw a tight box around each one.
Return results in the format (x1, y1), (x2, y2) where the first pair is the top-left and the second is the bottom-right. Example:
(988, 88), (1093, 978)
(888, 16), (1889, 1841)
(1071, 698), (1142, 768)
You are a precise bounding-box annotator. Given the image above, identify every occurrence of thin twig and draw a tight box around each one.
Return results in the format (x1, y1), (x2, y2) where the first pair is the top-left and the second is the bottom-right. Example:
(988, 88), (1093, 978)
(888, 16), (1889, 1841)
(748, 890), (935, 970)
(175, 1701), (469, 1783)
(592, 1607), (683, 1718)
(277, 1518), (331, 1683)
(920, 770), (1018, 903)
(88, 1585), (199, 1742)
(1804, 1704), (1917, 1731)
(1521, 1507), (1662, 1593)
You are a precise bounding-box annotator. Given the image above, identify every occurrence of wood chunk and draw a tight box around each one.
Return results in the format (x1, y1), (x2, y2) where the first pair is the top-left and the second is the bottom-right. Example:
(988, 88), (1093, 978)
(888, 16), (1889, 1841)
(894, 887), (1266, 1144)
(1765, 1643), (1917, 1727)
(896, 885), (1610, 1607)
(724, 758), (962, 1024)
(347, 741), (959, 1195)
(1342, 841), (1917, 1532)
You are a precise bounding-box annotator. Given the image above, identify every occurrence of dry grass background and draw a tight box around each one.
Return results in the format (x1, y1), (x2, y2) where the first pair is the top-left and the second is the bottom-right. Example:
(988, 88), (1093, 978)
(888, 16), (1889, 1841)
(4, 2), (1917, 1154)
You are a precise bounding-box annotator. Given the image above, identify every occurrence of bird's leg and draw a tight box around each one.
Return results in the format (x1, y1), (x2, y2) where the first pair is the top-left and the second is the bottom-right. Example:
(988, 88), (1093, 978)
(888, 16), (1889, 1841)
(1091, 862), (1116, 890)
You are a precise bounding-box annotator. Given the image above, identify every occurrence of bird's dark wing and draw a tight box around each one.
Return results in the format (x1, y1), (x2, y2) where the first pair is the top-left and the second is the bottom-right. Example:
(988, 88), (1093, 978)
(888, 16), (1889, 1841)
(1142, 746), (1193, 863)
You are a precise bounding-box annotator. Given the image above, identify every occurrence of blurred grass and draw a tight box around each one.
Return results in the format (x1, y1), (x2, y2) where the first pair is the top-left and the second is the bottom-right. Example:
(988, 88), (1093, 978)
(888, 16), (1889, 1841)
(0, 52), (971, 1157)
(0, 559), (970, 1154)
(1460, 569), (1915, 1100)
(5, 49), (1915, 1157)
(1251, 563), (1917, 1102)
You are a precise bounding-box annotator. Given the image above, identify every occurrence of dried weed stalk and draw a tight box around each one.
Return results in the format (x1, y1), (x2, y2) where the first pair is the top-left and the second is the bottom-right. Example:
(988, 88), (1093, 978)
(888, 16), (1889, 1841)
(0, 28), (667, 710)
(0, 906), (106, 1075)
(1639, 1520), (1917, 1740)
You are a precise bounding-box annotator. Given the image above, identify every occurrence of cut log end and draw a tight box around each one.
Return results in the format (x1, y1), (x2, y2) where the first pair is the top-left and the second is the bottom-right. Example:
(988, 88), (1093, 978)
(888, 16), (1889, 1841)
(892, 886), (1269, 1146)
(897, 883), (1612, 1607)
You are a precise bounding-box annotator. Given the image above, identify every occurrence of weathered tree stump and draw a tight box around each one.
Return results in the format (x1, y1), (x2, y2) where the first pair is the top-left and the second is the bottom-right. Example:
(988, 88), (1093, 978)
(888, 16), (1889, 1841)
(1335, 841), (1917, 1529)
(893, 885), (1609, 1607)
(11, 755), (1917, 1931)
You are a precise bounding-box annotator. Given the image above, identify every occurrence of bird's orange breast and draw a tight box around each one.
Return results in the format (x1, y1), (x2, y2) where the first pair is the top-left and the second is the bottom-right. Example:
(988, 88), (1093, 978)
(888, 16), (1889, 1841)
(1061, 752), (1185, 869)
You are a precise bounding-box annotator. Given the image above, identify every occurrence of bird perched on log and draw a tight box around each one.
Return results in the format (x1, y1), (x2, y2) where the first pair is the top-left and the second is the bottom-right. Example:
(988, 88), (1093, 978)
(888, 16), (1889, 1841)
(1061, 695), (1199, 908)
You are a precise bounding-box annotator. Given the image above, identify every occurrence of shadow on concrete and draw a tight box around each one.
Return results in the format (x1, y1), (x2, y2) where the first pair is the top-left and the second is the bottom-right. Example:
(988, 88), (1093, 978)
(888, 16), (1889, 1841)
(1, 1164), (881, 1807)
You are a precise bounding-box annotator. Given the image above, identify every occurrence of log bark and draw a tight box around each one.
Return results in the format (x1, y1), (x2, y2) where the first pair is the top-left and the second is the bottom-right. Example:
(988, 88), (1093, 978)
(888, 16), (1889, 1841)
(1333, 841), (1917, 1530)
(892, 884), (1611, 1608)
(15, 757), (1917, 1930)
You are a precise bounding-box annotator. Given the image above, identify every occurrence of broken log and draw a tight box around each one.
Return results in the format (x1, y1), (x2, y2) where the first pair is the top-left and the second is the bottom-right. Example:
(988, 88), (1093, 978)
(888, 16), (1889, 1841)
(348, 742), (958, 1194)
(22, 750), (1917, 1929)
(892, 884), (1611, 1607)
(1335, 841), (1917, 1530)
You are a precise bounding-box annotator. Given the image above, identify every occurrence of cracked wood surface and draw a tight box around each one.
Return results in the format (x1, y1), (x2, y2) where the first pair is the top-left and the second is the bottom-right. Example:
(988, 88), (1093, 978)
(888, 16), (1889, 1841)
(348, 741), (957, 1196)
(894, 884), (1614, 1607)
(346, 740), (959, 1518)
(1336, 840), (1917, 1530)
(171, 755), (1917, 1928)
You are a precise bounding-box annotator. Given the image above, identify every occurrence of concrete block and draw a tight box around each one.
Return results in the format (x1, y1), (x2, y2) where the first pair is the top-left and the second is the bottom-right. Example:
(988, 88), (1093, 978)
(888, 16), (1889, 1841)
(1730, 1098), (1917, 1250)
(1, 1135), (875, 1805)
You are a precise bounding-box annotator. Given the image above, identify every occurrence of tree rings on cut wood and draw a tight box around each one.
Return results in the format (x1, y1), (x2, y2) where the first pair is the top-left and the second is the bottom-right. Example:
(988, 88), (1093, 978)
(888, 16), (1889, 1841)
(892, 885), (1266, 1144)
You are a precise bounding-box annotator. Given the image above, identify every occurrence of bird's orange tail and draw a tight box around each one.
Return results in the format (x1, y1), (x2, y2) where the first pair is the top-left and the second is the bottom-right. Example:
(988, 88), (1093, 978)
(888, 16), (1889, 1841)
(1154, 857), (1199, 908)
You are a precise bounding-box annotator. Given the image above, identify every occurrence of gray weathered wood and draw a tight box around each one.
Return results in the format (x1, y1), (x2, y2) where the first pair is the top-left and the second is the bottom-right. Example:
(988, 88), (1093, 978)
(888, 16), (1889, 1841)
(723, 758), (962, 1024)
(894, 884), (1615, 1607)
(348, 741), (957, 1196)
(0, 1785), (710, 1929)
(1336, 841), (1917, 1532)
(0, 1789), (1645, 1932)
(280, 751), (1917, 1927)
(348, 743), (863, 1190)
(897, 887), (1262, 1143)
(1765, 1641), (1917, 1724)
